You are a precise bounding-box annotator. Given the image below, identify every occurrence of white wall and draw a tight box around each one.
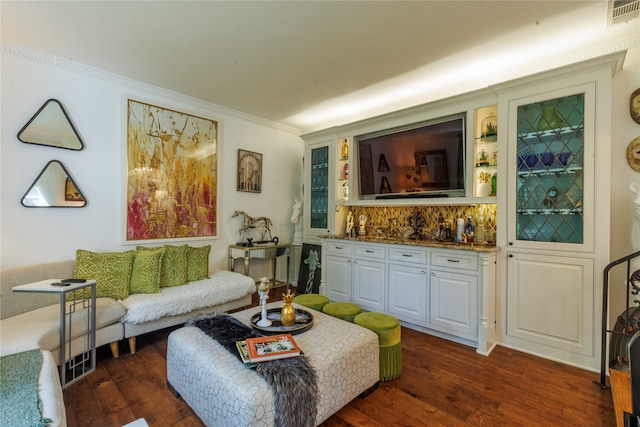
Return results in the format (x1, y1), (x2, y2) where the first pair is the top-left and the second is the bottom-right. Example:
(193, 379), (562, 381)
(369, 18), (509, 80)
(609, 44), (640, 322)
(0, 47), (304, 278)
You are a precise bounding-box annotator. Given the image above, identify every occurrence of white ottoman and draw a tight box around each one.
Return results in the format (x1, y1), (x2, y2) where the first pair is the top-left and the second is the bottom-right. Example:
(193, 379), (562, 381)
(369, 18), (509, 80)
(167, 302), (379, 427)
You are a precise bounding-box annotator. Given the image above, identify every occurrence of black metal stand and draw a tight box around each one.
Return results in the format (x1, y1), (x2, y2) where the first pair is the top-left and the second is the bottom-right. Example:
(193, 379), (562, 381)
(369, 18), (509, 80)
(595, 250), (640, 389)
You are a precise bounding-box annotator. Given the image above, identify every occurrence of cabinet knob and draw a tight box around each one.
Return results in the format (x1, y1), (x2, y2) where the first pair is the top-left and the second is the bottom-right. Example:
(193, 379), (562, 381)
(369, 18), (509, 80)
(431, 272), (435, 276)
(508, 254), (513, 258)
(508, 242), (513, 246)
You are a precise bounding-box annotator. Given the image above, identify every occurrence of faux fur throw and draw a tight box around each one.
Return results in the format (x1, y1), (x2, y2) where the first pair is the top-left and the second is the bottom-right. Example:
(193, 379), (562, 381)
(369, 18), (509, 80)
(186, 313), (319, 427)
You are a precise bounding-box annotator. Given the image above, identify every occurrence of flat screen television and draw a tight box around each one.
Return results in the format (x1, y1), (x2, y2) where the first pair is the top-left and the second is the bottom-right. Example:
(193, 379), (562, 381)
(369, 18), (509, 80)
(356, 113), (466, 200)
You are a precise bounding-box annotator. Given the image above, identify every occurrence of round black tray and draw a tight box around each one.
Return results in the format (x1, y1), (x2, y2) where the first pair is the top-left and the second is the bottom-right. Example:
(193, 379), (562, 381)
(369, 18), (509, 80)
(250, 308), (314, 335)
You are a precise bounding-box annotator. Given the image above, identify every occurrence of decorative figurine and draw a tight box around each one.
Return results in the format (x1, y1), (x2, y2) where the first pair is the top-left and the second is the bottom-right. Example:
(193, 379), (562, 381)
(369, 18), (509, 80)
(256, 277), (272, 327)
(346, 210), (354, 236)
(358, 214), (368, 236)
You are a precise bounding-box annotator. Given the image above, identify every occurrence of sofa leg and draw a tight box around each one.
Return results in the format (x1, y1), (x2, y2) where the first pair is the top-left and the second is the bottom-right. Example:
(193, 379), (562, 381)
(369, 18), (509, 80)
(128, 337), (137, 354)
(109, 342), (120, 358)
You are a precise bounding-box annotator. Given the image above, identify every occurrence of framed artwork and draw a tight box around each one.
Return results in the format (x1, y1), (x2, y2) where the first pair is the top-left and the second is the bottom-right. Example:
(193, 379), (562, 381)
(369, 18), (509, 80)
(64, 177), (83, 201)
(237, 149), (262, 193)
(414, 149), (449, 187)
(297, 244), (322, 294)
(126, 99), (218, 241)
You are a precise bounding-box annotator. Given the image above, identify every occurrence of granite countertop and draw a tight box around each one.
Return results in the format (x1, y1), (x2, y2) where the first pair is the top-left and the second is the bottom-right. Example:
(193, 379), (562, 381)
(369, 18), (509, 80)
(319, 234), (501, 253)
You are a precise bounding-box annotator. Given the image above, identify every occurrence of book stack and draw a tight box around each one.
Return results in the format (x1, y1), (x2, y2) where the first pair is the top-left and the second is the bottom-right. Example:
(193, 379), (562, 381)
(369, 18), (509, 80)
(236, 333), (302, 367)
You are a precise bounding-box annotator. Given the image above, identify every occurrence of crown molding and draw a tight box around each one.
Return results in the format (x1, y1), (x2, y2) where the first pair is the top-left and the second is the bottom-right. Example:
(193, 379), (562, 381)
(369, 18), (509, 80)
(0, 42), (302, 136)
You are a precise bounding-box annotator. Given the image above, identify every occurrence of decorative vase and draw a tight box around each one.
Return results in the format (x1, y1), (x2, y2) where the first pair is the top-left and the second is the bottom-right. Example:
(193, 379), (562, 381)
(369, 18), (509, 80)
(477, 171), (492, 197)
(536, 103), (563, 131)
(280, 289), (296, 326)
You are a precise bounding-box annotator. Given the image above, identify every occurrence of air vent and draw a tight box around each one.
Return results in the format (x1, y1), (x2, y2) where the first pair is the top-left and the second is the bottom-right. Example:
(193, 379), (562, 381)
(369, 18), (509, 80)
(608, 0), (640, 26)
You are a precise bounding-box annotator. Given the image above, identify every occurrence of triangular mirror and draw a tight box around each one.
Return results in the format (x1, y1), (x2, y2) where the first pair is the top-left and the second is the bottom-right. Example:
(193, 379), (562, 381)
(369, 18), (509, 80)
(17, 99), (85, 150)
(21, 160), (87, 207)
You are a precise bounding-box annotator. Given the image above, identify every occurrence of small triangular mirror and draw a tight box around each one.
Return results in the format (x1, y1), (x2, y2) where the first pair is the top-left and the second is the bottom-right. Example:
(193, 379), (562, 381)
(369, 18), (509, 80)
(17, 99), (84, 150)
(21, 160), (87, 207)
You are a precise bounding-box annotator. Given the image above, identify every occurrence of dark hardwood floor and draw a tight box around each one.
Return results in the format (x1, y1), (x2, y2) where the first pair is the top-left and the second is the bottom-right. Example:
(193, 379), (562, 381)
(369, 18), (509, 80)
(64, 287), (616, 426)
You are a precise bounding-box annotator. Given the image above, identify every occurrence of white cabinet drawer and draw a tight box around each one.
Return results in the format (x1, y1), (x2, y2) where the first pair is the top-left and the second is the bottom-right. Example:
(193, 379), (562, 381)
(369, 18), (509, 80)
(325, 240), (353, 256)
(388, 247), (428, 265)
(354, 244), (386, 259)
(430, 250), (478, 271)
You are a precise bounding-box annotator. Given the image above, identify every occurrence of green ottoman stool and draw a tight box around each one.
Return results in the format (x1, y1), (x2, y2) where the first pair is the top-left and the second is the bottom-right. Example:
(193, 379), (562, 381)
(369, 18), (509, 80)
(354, 312), (402, 381)
(293, 293), (330, 311)
(322, 302), (362, 323)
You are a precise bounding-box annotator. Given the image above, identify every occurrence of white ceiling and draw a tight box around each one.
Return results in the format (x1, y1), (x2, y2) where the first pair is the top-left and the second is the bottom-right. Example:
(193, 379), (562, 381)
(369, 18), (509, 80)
(1, 1), (639, 134)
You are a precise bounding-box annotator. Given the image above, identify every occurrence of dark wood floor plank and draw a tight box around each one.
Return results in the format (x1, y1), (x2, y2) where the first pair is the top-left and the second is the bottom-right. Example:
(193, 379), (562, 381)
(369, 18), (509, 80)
(63, 287), (616, 426)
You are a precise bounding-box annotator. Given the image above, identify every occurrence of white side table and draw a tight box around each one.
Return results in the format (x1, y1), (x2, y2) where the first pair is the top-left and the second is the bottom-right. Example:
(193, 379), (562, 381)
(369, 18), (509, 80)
(13, 279), (97, 388)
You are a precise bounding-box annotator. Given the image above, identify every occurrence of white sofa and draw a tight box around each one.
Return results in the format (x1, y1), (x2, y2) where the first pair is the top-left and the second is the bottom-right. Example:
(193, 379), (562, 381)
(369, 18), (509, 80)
(0, 258), (256, 427)
(0, 260), (256, 358)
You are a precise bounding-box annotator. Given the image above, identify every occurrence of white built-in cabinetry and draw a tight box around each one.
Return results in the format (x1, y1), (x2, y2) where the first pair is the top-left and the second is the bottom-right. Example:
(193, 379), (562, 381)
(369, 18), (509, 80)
(303, 51), (625, 370)
(494, 52), (623, 370)
(321, 238), (498, 355)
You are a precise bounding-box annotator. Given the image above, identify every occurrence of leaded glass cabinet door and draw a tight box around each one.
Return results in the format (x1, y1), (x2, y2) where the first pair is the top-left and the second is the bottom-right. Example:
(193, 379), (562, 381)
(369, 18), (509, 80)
(507, 84), (595, 253)
(303, 132), (336, 245)
(310, 145), (329, 230)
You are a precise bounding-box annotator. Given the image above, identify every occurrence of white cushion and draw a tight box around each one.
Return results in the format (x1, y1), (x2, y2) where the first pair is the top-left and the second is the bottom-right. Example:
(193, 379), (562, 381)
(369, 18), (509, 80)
(0, 298), (125, 357)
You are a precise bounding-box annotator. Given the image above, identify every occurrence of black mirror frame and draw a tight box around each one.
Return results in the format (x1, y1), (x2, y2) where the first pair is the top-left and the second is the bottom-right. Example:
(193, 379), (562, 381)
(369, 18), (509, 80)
(21, 160), (87, 208)
(17, 99), (85, 151)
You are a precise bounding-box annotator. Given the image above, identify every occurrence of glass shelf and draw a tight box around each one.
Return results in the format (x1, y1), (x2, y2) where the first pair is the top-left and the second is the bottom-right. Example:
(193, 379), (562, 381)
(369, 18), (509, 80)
(517, 166), (582, 177)
(475, 135), (497, 142)
(517, 208), (582, 216)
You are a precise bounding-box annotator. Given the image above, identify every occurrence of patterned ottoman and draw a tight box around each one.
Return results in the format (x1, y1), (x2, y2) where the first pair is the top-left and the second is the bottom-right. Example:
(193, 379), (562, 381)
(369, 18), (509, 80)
(166, 302), (379, 427)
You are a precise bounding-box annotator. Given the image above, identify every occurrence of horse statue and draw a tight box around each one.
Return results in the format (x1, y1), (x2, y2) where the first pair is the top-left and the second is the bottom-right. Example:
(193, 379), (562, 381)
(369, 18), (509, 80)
(232, 210), (273, 243)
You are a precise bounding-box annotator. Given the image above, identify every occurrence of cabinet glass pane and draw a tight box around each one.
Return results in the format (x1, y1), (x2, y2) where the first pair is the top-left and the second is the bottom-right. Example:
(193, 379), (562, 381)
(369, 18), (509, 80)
(515, 93), (584, 244)
(310, 146), (329, 229)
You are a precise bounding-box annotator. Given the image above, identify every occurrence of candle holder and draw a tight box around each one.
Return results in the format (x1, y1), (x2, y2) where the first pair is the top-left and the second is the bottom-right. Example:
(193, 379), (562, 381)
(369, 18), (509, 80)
(256, 277), (272, 327)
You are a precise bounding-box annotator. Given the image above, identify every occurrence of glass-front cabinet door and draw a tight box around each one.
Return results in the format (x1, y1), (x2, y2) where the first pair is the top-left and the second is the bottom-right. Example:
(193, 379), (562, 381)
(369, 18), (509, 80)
(310, 145), (329, 231)
(507, 84), (595, 252)
(303, 129), (338, 245)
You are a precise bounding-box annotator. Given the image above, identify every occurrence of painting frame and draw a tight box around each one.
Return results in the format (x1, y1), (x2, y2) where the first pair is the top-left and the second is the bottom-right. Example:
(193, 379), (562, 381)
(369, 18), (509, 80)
(414, 149), (449, 187)
(297, 243), (322, 294)
(237, 149), (263, 193)
(125, 98), (218, 242)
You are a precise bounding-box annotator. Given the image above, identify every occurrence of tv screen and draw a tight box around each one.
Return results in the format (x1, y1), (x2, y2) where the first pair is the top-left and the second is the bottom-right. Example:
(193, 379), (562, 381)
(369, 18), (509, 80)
(356, 113), (466, 199)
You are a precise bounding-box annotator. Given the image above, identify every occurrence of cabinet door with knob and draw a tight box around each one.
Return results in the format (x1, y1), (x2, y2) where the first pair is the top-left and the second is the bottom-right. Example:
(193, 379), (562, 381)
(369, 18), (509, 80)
(429, 270), (478, 340)
(353, 243), (387, 311)
(504, 83), (595, 253)
(388, 263), (428, 323)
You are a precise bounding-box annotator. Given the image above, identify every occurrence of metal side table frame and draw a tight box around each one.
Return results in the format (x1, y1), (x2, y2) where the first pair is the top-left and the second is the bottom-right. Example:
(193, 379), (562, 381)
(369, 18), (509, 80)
(13, 279), (97, 388)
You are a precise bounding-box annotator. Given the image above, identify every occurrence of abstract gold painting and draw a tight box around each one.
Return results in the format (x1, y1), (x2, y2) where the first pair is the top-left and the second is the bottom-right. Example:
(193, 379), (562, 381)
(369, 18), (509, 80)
(126, 99), (218, 241)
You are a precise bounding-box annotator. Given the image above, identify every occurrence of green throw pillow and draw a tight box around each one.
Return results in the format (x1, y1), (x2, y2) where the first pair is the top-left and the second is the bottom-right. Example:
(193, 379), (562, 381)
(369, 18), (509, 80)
(130, 247), (165, 294)
(74, 249), (135, 301)
(187, 245), (211, 282)
(137, 244), (188, 287)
